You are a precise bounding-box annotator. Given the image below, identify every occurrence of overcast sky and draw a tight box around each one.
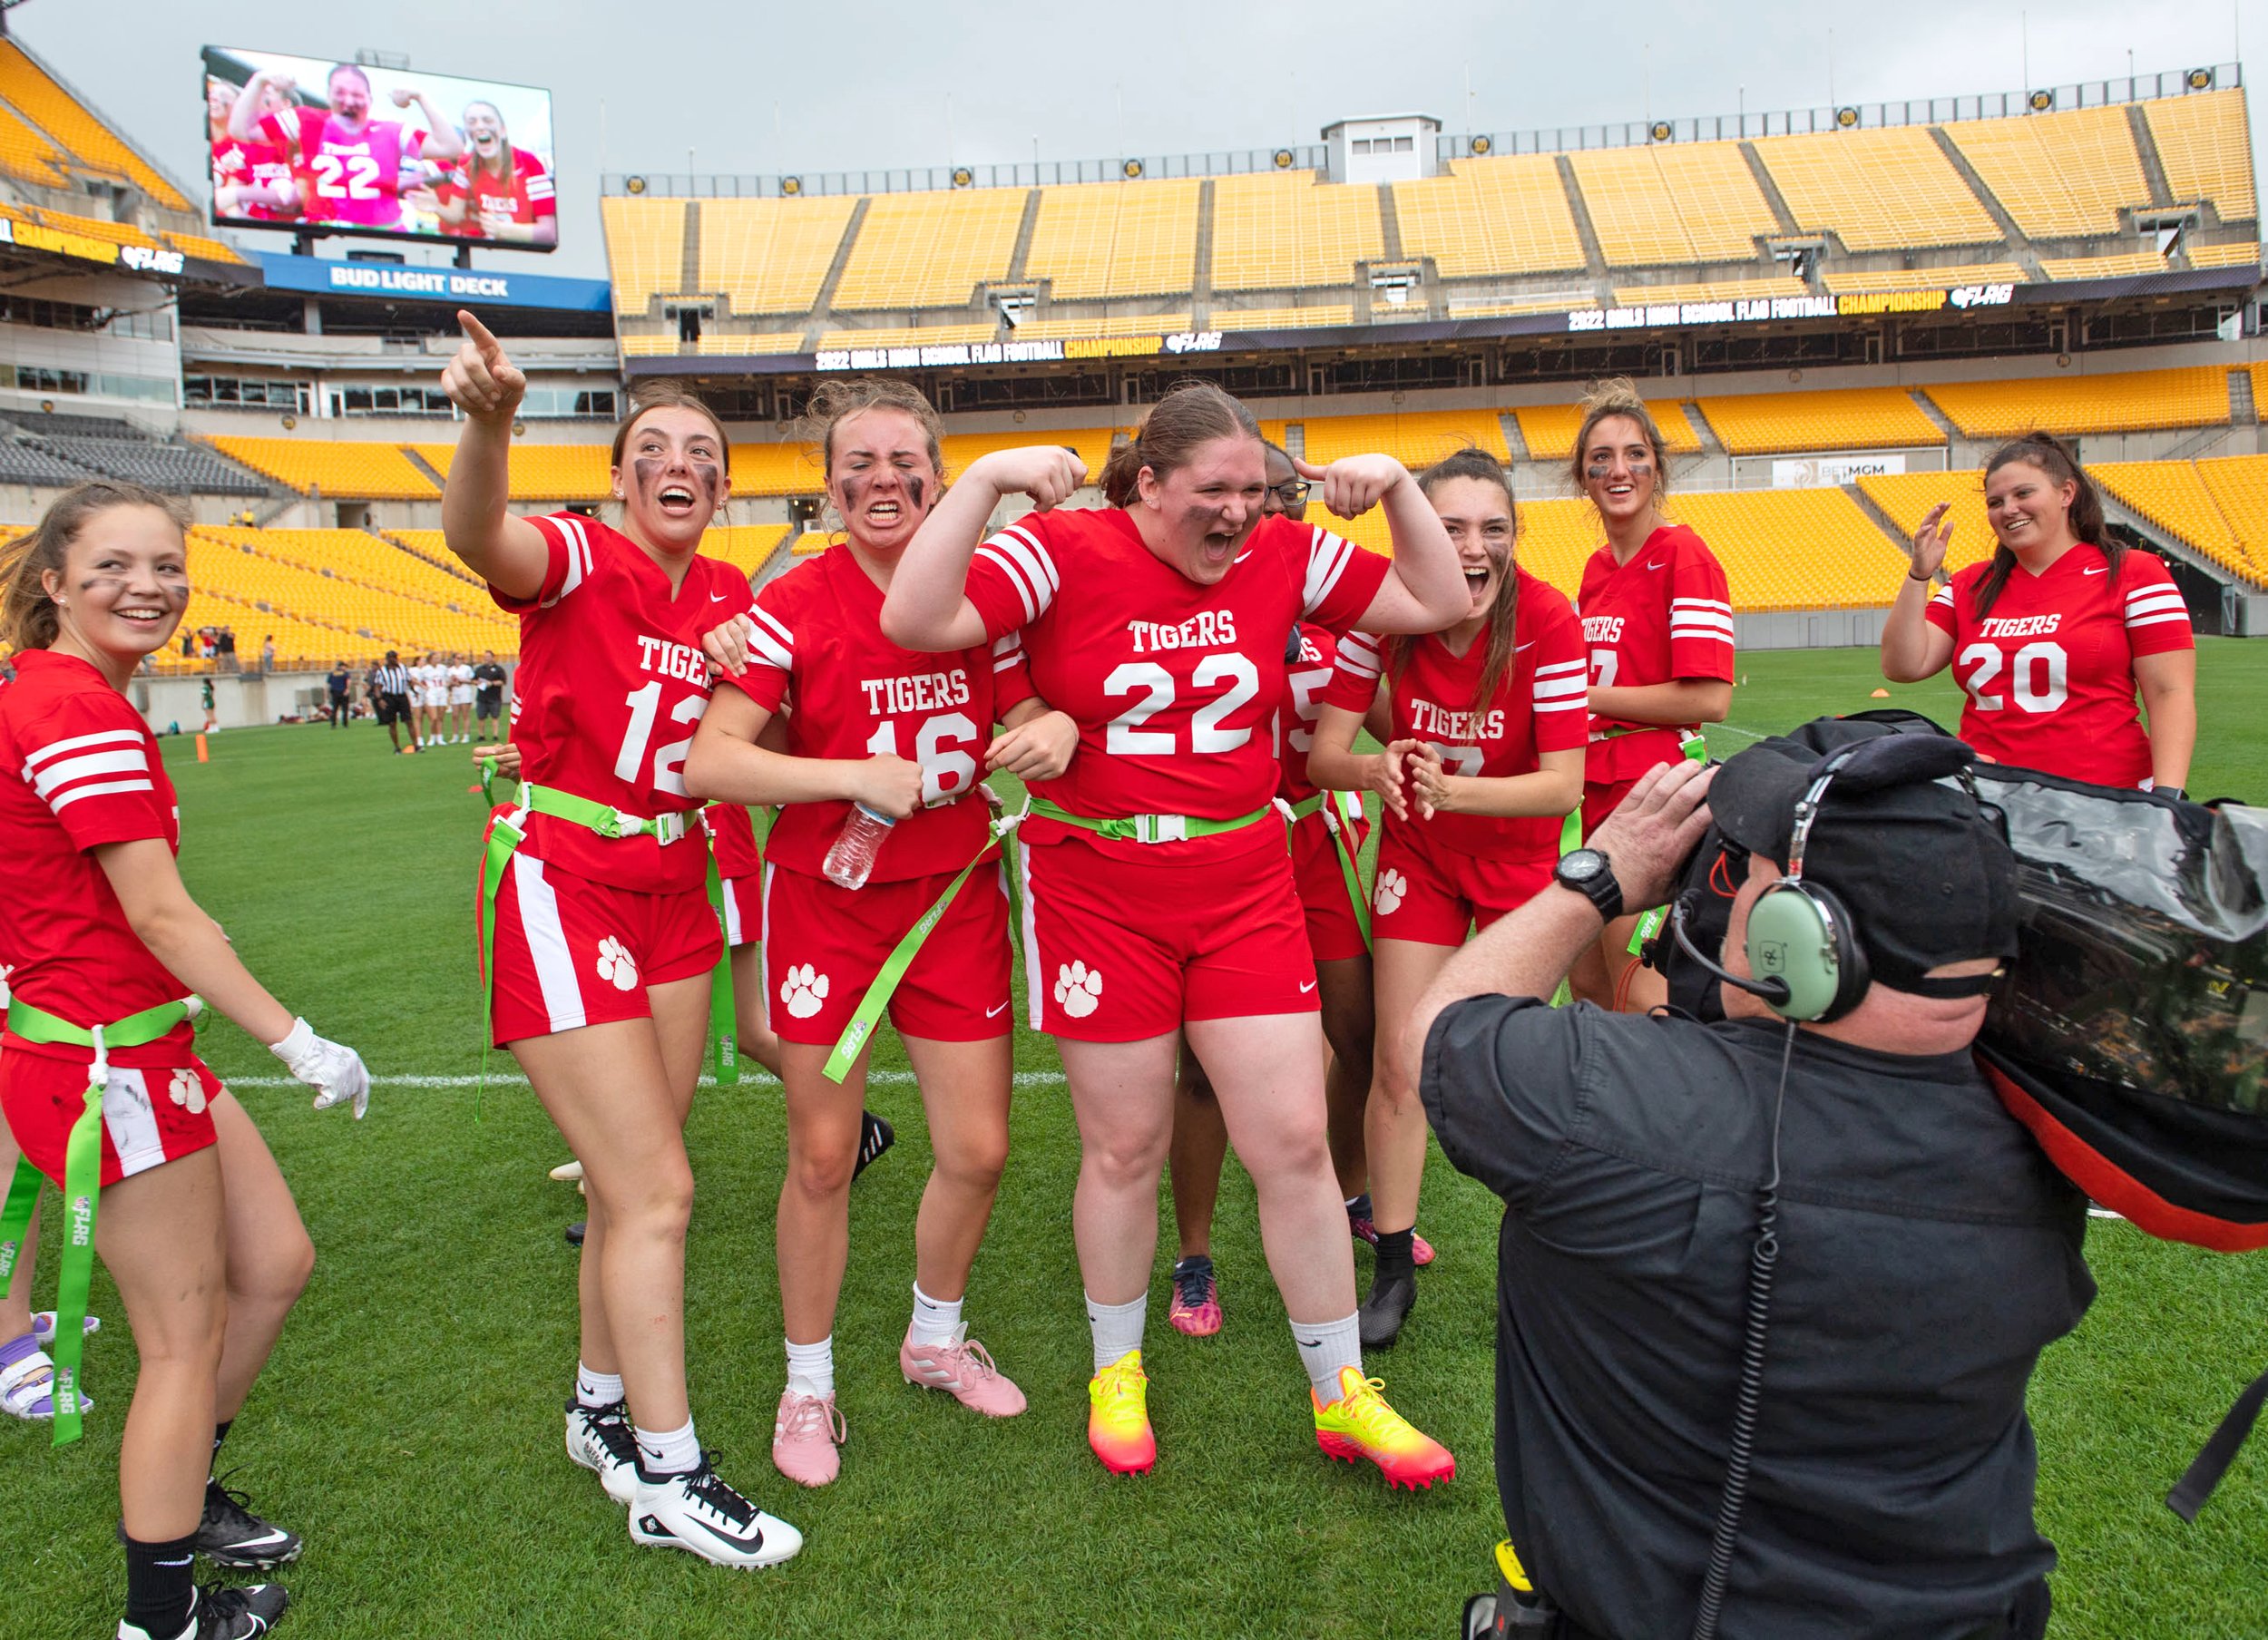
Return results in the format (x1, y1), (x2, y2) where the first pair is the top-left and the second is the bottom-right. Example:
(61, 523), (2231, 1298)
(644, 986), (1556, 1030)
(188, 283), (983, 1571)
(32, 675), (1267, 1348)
(22, 0), (2267, 282)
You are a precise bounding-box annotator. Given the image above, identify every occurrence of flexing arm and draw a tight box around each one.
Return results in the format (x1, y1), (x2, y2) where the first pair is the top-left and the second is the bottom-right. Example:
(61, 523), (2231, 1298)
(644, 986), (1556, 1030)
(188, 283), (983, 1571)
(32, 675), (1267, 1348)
(1303, 456), (1464, 635)
(683, 686), (924, 816)
(398, 90), (465, 161)
(2136, 649), (2198, 792)
(1882, 502), (1957, 682)
(437, 311), (548, 600)
(884, 447), (1085, 651)
(226, 71), (288, 142)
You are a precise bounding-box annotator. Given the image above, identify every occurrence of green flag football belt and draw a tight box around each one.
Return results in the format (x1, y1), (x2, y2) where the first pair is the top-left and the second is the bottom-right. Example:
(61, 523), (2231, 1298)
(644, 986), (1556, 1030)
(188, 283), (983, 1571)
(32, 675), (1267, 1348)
(0, 994), (199, 1447)
(1283, 790), (1374, 953)
(1024, 796), (1276, 846)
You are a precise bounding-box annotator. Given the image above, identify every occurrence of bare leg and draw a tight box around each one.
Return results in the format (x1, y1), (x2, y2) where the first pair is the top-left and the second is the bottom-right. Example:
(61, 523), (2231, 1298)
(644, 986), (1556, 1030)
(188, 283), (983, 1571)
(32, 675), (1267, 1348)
(1364, 940), (1457, 1237)
(902, 1034), (1012, 1303)
(98, 1150), (227, 1540)
(728, 942), (784, 1078)
(1167, 1047), (1229, 1262)
(1185, 1013), (1353, 1325)
(775, 1040), (865, 1344)
(1057, 1034), (1178, 1308)
(511, 974), (707, 1431)
(206, 1094), (313, 1421)
(1315, 954), (1374, 1199)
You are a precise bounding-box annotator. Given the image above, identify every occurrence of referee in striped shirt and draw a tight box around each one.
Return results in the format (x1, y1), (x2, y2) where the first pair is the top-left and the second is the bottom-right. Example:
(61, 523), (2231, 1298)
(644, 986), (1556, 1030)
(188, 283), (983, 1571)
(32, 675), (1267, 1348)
(371, 651), (419, 755)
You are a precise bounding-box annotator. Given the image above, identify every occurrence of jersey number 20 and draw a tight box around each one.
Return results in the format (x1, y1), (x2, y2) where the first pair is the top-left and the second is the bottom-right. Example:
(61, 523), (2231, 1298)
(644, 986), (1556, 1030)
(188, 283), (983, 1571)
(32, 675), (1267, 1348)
(1959, 640), (2068, 713)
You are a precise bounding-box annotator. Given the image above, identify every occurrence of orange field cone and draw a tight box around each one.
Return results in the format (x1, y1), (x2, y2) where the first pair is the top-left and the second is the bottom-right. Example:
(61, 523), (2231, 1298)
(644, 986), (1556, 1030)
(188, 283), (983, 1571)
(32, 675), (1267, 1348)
(194, 733), (210, 762)
(1869, 688), (1890, 698)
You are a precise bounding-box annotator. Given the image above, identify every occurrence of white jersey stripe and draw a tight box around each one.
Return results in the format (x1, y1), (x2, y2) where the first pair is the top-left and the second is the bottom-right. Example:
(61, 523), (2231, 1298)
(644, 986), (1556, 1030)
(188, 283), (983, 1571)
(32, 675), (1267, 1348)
(1670, 598), (1734, 613)
(509, 854), (587, 1033)
(543, 514), (591, 608)
(748, 604), (796, 650)
(974, 543), (1041, 625)
(23, 727), (142, 772)
(33, 747), (149, 800)
(1302, 527), (1354, 616)
(997, 522), (1061, 599)
(2125, 610), (2191, 629)
(742, 622), (795, 674)
(1018, 840), (1044, 1032)
(1533, 675), (1589, 699)
(48, 778), (155, 812)
(1533, 659), (1589, 678)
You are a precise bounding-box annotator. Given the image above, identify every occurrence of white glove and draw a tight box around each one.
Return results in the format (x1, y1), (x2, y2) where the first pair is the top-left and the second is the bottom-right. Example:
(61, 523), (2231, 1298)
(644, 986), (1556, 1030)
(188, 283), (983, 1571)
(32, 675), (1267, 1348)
(269, 1018), (371, 1119)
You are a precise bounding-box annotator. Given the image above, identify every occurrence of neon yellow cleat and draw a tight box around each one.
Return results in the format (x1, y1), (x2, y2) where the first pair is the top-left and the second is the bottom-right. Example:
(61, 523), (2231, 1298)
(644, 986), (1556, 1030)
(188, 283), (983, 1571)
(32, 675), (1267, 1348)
(1312, 1366), (1455, 1490)
(1087, 1349), (1157, 1474)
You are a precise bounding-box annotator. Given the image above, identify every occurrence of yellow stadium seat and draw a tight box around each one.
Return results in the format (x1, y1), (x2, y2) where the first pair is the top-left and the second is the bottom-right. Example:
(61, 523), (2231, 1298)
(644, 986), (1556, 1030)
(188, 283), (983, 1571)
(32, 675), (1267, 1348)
(2144, 89), (2256, 222)
(0, 42), (190, 210)
(938, 429), (1121, 484)
(1943, 103), (2152, 239)
(412, 443), (613, 500)
(2188, 241), (2263, 269)
(1922, 367), (2232, 437)
(696, 332), (807, 355)
(728, 441), (829, 498)
(187, 527), (520, 660)
(1568, 142), (1777, 267)
(1822, 261), (2025, 293)
(1858, 471), (1999, 574)
(1393, 154), (1588, 278)
(1662, 489), (1913, 610)
(2093, 458), (2263, 582)
(1209, 171), (1383, 292)
(816, 322), (1001, 352)
(699, 524), (792, 580)
(1011, 312), (1191, 340)
(1513, 401), (1704, 461)
(1611, 277), (1806, 307)
(1696, 388), (1946, 454)
(162, 230), (243, 264)
(2038, 250), (2169, 280)
(203, 437), (439, 500)
(601, 198), (687, 316)
(699, 196), (859, 317)
(1753, 127), (2003, 251)
(790, 531), (832, 556)
(1297, 411), (1510, 469)
(1214, 305), (1353, 331)
(618, 334), (683, 356)
(2194, 454), (2268, 576)
(830, 187), (1029, 311)
(0, 100), (65, 186)
(1024, 180), (1201, 301)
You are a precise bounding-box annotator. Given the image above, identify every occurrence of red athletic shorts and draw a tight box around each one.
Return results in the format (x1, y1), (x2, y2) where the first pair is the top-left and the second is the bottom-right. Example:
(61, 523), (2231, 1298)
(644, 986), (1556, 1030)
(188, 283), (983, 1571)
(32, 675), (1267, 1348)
(485, 854), (722, 1046)
(1580, 775), (1640, 838)
(0, 1045), (221, 1189)
(1019, 827), (1317, 1042)
(1290, 805), (1371, 964)
(760, 861), (1012, 1046)
(720, 874), (760, 949)
(1373, 823), (1551, 947)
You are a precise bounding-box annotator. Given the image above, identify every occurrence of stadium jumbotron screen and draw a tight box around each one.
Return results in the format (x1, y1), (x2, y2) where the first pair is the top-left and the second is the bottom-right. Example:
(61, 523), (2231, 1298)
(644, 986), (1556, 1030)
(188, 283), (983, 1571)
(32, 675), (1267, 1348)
(202, 45), (556, 251)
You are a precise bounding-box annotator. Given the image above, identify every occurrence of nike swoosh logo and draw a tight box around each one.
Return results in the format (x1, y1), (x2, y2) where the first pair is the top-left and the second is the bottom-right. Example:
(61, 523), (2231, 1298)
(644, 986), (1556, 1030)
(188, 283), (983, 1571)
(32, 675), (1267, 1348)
(985, 1001), (1010, 1018)
(1646, 559), (1667, 571)
(1299, 981), (1318, 994)
(1514, 640), (1535, 653)
(228, 1529), (291, 1548)
(156, 1557), (195, 1567)
(2083, 565), (2107, 575)
(1297, 1337), (1324, 1348)
(1233, 552), (1252, 563)
(710, 592), (729, 600)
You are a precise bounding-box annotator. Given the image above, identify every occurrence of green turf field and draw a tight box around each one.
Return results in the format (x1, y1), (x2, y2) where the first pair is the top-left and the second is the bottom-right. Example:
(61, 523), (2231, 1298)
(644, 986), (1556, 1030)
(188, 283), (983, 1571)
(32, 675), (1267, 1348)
(7, 641), (2266, 1637)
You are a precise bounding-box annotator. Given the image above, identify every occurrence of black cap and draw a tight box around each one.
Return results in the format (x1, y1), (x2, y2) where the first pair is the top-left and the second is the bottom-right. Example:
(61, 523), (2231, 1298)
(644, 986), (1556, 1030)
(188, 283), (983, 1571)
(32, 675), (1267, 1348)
(1709, 732), (2019, 991)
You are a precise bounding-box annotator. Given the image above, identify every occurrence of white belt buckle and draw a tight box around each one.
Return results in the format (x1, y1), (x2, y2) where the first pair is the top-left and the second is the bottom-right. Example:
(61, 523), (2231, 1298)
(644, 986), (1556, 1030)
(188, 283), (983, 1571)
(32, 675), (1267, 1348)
(1144, 814), (1188, 844)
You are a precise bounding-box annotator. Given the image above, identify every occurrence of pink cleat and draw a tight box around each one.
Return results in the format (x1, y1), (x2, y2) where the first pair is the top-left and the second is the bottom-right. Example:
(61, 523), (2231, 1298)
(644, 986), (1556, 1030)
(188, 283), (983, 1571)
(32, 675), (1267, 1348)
(900, 1325), (1027, 1417)
(1167, 1254), (1221, 1337)
(771, 1389), (846, 1488)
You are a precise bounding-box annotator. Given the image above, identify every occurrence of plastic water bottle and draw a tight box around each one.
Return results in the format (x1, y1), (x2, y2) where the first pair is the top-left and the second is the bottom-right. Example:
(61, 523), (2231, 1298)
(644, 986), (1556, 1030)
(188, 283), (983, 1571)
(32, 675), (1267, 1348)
(823, 803), (895, 890)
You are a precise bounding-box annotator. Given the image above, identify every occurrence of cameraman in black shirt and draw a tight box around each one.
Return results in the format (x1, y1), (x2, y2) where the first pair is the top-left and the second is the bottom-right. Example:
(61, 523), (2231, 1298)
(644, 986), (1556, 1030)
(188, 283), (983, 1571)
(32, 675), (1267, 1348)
(1415, 746), (2093, 1640)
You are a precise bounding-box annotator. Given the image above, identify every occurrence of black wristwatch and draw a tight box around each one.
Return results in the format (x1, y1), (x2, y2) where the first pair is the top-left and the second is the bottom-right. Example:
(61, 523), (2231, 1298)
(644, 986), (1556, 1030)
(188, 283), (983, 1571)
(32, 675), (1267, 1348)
(1553, 848), (1624, 923)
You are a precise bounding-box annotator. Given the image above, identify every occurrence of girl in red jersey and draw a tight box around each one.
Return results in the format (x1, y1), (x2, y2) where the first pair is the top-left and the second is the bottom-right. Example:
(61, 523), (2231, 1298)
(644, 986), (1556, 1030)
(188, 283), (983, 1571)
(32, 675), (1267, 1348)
(1162, 442), (1385, 1340)
(438, 314), (801, 1567)
(1881, 431), (2195, 792)
(1308, 449), (1588, 1348)
(688, 380), (1073, 1487)
(883, 383), (1467, 1487)
(1561, 380), (1734, 1010)
(0, 482), (370, 1640)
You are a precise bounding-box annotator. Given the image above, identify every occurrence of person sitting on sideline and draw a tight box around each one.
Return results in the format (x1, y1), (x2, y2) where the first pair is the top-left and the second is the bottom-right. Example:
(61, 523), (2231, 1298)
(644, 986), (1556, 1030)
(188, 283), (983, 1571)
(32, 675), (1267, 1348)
(1412, 740), (2094, 1640)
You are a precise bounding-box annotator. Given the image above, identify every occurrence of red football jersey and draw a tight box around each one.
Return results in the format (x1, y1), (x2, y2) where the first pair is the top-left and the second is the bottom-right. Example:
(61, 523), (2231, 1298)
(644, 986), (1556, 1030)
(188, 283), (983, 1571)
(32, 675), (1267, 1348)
(263, 109), (423, 228)
(1325, 567), (1589, 856)
(1575, 523), (1735, 782)
(705, 801), (765, 880)
(0, 651), (192, 1066)
(212, 134), (296, 220)
(966, 507), (1390, 862)
(724, 543), (1034, 883)
(494, 513), (755, 893)
(1924, 542), (2192, 787)
(1276, 621), (1344, 805)
(435, 147), (555, 239)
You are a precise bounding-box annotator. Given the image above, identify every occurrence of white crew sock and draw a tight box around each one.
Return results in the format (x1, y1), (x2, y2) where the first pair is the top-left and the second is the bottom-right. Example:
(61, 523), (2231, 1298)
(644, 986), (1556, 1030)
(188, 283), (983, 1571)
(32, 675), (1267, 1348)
(910, 1283), (963, 1348)
(574, 1362), (624, 1410)
(785, 1334), (836, 1399)
(1292, 1313), (1364, 1402)
(1085, 1292), (1147, 1375)
(634, 1416), (699, 1477)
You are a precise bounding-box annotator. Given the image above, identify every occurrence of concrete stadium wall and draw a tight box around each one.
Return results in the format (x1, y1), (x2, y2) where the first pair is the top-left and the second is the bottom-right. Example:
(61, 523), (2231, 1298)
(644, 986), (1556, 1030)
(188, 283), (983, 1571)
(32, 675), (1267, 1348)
(133, 668), (331, 733)
(1733, 609), (1891, 650)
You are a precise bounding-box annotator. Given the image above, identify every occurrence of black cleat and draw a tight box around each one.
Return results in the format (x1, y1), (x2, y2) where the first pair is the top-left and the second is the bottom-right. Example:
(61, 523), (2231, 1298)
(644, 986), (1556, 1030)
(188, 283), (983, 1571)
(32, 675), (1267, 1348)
(565, 1219), (586, 1246)
(121, 1582), (290, 1640)
(853, 1110), (894, 1181)
(1358, 1270), (1416, 1351)
(196, 1480), (301, 1570)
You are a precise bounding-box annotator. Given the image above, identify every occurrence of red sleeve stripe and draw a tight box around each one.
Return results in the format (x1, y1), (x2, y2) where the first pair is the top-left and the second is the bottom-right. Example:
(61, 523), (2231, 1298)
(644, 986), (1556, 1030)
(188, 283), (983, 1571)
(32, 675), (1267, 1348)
(974, 524), (1059, 625)
(1333, 630), (1383, 681)
(741, 607), (795, 672)
(2123, 588), (2190, 629)
(24, 730), (153, 809)
(1668, 597), (1735, 635)
(526, 176), (555, 200)
(49, 776), (155, 813)
(1301, 527), (1354, 616)
(1532, 659), (1589, 710)
(1930, 585), (1955, 607)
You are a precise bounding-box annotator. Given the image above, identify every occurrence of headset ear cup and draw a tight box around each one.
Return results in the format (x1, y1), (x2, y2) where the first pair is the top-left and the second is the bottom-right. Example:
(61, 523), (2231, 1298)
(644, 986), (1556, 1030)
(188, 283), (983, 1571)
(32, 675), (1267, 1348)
(1745, 880), (1865, 1022)
(1805, 881), (1870, 1022)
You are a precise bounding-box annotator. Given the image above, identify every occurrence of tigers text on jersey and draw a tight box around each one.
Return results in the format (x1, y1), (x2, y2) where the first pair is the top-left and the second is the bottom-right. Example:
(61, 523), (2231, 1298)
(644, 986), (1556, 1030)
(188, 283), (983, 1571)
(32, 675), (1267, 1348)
(1575, 523), (1734, 783)
(491, 513), (755, 893)
(725, 542), (1032, 883)
(1925, 542), (2192, 787)
(965, 507), (1389, 860)
(0, 650), (193, 1065)
(1325, 566), (1589, 856)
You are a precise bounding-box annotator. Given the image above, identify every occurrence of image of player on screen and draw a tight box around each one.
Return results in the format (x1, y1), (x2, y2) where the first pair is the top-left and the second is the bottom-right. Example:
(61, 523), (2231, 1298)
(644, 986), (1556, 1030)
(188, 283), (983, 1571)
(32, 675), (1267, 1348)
(415, 100), (557, 246)
(207, 73), (301, 222)
(227, 62), (464, 233)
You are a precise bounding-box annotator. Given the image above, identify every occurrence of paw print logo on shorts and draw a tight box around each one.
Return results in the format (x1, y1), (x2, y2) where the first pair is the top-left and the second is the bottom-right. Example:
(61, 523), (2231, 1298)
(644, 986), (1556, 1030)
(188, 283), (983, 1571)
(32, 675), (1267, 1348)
(167, 1068), (207, 1115)
(1053, 961), (1103, 1020)
(594, 936), (639, 992)
(1374, 868), (1408, 916)
(780, 964), (830, 1020)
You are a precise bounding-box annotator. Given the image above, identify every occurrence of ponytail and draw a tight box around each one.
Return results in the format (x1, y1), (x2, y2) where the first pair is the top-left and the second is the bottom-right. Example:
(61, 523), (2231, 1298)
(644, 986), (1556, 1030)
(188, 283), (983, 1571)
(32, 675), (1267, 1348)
(1976, 432), (2116, 618)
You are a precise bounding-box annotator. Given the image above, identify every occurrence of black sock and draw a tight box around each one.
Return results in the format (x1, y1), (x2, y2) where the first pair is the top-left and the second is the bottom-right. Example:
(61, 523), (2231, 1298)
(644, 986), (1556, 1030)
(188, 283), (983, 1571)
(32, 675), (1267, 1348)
(210, 1418), (232, 1471)
(1374, 1227), (1416, 1284)
(122, 1528), (198, 1639)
